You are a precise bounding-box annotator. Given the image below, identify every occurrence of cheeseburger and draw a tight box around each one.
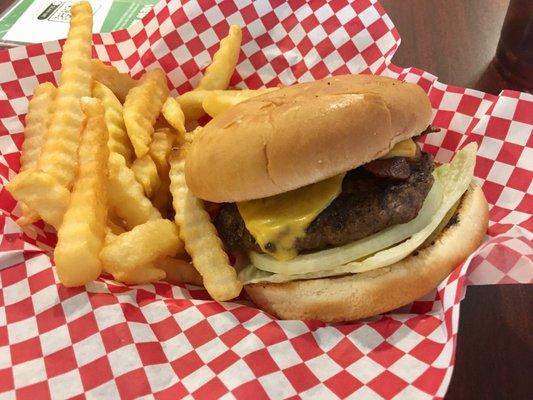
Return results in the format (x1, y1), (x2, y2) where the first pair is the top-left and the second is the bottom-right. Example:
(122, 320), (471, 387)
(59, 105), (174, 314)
(185, 75), (489, 322)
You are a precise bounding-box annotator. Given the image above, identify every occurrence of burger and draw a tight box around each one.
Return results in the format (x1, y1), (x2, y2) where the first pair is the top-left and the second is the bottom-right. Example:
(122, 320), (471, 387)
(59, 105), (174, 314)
(185, 74), (489, 322)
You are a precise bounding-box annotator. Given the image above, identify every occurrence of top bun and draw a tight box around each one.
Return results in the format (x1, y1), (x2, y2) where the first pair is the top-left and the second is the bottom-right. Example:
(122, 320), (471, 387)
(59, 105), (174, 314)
(185, 74), (432, 202)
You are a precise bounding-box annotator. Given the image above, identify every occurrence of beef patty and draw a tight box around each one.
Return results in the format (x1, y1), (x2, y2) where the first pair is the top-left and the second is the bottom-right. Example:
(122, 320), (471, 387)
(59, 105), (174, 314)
(215, 151), (434, 254)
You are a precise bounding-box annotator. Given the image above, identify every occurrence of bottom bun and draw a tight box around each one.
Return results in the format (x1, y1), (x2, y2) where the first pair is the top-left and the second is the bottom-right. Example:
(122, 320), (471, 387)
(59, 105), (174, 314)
(245, 184), (489, 322)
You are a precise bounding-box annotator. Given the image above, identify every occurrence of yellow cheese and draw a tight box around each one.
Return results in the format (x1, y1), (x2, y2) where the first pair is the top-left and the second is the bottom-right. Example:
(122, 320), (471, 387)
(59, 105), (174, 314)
(381, 139), (417, 159)
(237, 174), (345, 261)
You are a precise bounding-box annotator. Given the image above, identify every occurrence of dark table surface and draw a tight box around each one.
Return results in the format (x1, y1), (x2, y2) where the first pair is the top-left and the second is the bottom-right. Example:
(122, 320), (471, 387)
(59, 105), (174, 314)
(1, 0), (532, 399)
(381, 1), (532, 399)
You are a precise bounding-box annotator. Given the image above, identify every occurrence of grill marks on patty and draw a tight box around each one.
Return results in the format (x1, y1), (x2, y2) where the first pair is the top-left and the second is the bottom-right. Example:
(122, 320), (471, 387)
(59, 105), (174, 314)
(214, 151), (435, 254)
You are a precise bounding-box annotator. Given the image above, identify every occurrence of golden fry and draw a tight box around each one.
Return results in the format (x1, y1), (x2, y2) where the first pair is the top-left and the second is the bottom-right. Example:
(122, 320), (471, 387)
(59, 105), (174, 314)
(202, 88), (278, 117)
(8, 2), (92, 226)
(196, 25), (242, 90)
(169, 152), (242, 301)
(123, 69), (169, 157)
(20, 82), (57, 171)
(91, 59), (137, 103)
(107, 152), (161, 229)
(107, 213), (126, 235)
(54, 97), (109, 287)
(152, 176), (172, 216)
(131, 154), (161, 198)
(113, 264), (166, 285)
(17, 82), (57, 226)
(148, 128), (175, 215)
(7, 170), (70, 229)
(37, 1), (93, 188)
(92, 81), (134, 163)
(101, 218), (184, 274)
(149, 128), (175, 176)
(158, 257), (203, 286)
(161, 97), (186, 134)
(176, 90), (208, 122)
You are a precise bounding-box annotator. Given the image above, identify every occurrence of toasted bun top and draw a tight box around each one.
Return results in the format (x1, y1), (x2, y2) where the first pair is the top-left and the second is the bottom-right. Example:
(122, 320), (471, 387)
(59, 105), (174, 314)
(185, 74), (432, 202)
(244, 185), (489, 322)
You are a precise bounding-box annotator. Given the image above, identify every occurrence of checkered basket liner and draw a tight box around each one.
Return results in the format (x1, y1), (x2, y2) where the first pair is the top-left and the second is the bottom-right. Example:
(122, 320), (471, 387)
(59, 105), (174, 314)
(0, 1), (531, 398)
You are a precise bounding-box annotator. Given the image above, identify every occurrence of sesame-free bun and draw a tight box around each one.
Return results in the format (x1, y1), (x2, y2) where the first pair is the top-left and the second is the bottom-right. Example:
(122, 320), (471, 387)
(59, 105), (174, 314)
(244, 185), (489, 323)
(185, 74), (432, 202)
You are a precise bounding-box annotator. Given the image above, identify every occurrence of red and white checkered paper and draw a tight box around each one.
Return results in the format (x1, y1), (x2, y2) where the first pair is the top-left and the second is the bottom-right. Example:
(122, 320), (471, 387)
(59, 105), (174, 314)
(0, 1), (531, 398)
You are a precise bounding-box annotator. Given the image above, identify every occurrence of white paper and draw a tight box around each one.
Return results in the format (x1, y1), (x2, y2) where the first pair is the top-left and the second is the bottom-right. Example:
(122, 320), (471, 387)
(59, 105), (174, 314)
(3, 0), (111, 44)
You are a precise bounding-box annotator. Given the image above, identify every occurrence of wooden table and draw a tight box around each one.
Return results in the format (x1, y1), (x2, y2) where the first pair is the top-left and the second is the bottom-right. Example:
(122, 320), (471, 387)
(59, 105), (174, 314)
(381, 1), (532, 398)
(1, 1), (531, 398)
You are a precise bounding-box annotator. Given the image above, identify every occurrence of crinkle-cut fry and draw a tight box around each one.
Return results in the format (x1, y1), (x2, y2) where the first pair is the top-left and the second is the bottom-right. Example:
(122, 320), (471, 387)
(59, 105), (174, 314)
(123, 69), (169, 158)
(20, 82), (57, 171)
(154, 116), (173, 131)
(169, 152), (242, 301)
(202, 88), (278, 117)
(54, 97), (109, 287)
(107, 216), (126, 235)
(104, 229), (118, 245)
(37, 1), (93, 189)
(184, 126), (202, 144)
(17, 205), (40, 227)
(92, 81), (134, 164)
(7, 169), (70, 229)
(113, 264), (166, 285)
(152, 176), (172, 217)
(131, 154), (161, 198)
(101, 219), (184, 274)
(176, 90), (209, 122)
(91, 59), (137, 103)
(161, 97), (186, 135)
(150, 128), (175, 176)
(158, 257), (203, 286)
(17, 82), (57, 226)
(196, 25), (242, 90)
(107, 153), (161, 229)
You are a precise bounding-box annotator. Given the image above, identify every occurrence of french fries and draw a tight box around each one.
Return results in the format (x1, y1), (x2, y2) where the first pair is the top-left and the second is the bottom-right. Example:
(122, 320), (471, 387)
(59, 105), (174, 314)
(131, 154), (161, 198)
(91, 59), (137, 103)
(149, 128), (175, 214)
(152, 178), (172, 216)
(54, 97), (109, 287)
(107, 212), (126, 235)
(101, 218), (184, 275)
(17, 82), (57, 225)
(37, 1), (93, 188)
(196, 25), (242, 90)
(8, 17), (251, 291)
(177, 25), (242, 122)
(177, 87), (275, 121)
(149, 128), (175, 176)
(202, 88), (278, 117)
(158, 257), (203, 286)
(113, 264), (166, 285)
(7, 170), (70, 229)
(19, 83), (56, 173)
(176, 91), (210, 122)
(92, 81), (134, 164)
(7, 1), (93, 226)
(107, 153), (161, 229)
(124, 69), (169, 157)
(161, 97), (186, 134)
(169, 152), (242, 301)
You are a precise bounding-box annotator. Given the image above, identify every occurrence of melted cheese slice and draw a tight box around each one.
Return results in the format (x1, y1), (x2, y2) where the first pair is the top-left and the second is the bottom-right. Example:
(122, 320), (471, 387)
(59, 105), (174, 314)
(237, 174), (345, 261)
(381, 139), (417, 159)
(236, 139), (416, 261)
